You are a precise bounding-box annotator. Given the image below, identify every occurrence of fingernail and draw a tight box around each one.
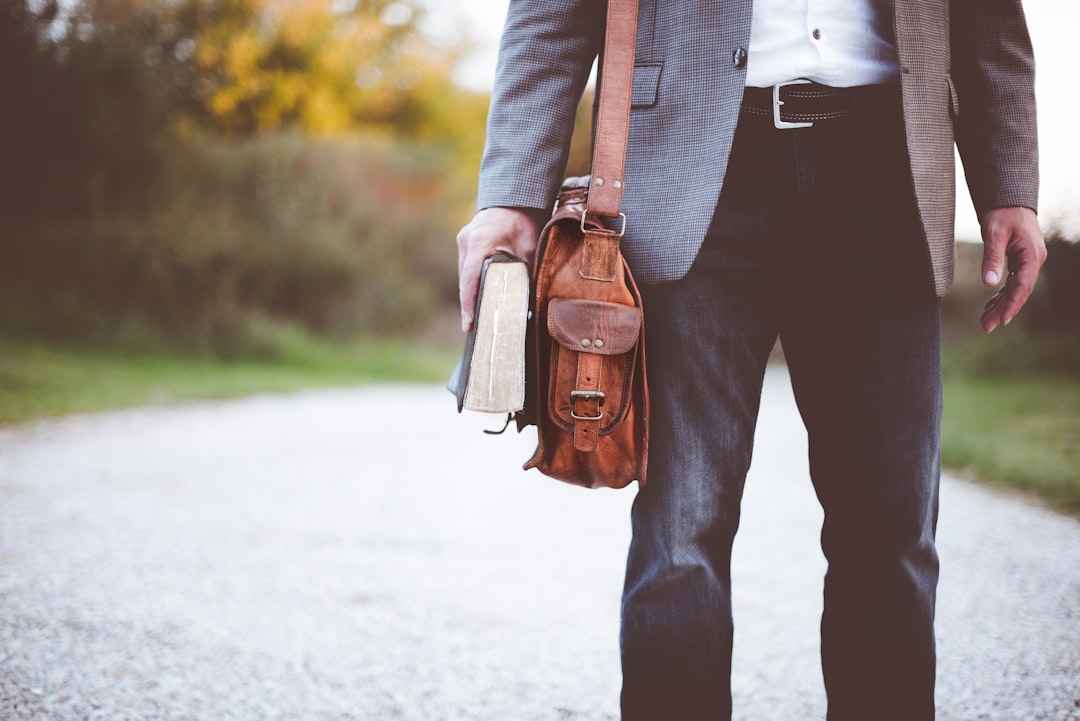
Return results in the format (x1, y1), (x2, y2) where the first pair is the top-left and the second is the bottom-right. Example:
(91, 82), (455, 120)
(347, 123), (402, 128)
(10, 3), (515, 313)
(984, 270), (1000, 286)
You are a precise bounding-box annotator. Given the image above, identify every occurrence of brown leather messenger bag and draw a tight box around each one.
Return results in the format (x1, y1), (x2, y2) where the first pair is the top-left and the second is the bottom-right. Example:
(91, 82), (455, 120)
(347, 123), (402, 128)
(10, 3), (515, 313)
(521, 0), (648, 489)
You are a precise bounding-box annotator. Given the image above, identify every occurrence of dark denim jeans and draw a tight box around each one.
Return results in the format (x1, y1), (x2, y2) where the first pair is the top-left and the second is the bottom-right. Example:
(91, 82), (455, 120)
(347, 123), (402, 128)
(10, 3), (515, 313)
(620, 88), (941, 721)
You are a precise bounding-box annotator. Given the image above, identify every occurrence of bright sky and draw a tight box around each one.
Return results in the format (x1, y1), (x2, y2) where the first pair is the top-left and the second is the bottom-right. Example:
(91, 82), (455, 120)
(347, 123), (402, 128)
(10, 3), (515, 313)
(422, 0), (1079, 240)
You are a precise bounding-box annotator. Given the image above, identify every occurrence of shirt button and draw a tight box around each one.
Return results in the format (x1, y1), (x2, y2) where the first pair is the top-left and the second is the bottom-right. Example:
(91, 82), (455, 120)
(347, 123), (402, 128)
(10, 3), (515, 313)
(812, 28), (822, 40)
(732, 47), (747, 68)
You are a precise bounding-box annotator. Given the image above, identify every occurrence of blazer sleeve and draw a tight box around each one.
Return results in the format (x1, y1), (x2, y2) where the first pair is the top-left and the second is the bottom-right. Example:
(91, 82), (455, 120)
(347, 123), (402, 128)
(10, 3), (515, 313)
(475, 0), (607, 214)
(951, 0), (1039, 217)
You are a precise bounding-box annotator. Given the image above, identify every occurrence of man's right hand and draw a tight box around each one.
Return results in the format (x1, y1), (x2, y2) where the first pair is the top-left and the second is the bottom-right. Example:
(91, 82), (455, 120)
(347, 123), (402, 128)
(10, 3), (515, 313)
(978, 206), (1046, 333)
(456, 207), (544, 332)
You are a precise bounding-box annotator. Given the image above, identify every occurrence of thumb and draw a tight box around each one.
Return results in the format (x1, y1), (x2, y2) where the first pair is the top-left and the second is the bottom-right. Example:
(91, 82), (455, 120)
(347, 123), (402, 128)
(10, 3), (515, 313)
(981, 230), (1007, 287)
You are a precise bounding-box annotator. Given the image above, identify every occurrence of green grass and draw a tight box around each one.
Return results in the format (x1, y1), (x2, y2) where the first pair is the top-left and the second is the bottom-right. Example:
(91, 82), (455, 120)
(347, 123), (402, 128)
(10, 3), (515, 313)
(0, 333), (459, 425)
(942, 368), (1080, 517)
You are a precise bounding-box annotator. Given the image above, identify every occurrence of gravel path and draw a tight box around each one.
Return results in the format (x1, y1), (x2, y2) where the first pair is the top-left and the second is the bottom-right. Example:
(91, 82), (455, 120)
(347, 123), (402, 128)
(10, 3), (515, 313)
(1, 366), (1078, 720)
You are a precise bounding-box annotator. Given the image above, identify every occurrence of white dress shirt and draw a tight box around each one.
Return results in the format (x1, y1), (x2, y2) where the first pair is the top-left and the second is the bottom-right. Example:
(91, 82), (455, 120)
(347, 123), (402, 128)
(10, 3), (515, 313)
(745, 0), (901, 87)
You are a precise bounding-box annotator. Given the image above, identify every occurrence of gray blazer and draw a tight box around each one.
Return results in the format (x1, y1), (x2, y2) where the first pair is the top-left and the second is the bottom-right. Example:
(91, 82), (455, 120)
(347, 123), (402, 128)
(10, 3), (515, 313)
(476, 0), (1039, 296)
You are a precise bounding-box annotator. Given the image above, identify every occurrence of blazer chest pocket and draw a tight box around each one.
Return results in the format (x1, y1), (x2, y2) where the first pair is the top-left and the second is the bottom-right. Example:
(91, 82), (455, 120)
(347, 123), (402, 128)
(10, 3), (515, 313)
(631, 63), (663, 109)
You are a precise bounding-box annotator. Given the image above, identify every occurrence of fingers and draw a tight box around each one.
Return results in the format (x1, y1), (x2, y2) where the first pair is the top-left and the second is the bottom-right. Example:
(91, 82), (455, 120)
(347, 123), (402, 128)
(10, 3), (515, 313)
(456, 222), (489, 333)
(456, 207), (542, 332)
(979, 271), (1021, 333)
(979, 251), (1039, 332)
(978, 207), (1047, 333)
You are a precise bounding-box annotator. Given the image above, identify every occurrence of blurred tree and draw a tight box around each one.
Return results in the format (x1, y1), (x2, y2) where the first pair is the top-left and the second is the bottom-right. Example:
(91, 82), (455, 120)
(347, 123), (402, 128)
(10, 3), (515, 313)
(1, 0), (180, 219)
(0, 0), (59, 218)
(0, 0), (491, 349)
(163, 0), (486, 145)
(0, 0), (489, 220)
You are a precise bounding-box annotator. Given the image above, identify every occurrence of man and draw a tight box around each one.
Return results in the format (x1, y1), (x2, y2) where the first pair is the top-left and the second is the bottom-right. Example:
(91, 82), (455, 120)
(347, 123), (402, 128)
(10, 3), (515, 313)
(456, 0), (1046, 719)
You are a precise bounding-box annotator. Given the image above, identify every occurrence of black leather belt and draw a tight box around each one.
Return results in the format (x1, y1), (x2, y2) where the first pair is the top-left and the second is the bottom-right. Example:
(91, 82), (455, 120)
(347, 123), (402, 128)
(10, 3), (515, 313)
(740, 79), (897, 129)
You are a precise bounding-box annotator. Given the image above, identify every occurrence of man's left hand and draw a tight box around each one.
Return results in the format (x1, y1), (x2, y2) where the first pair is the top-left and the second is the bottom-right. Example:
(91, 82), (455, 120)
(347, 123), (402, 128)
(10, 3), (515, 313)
(978, 206), (1047, 333)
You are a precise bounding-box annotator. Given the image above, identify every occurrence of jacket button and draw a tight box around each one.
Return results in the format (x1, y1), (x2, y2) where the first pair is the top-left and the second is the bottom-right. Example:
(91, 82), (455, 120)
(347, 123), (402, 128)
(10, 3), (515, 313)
(732, 47), (747, 69)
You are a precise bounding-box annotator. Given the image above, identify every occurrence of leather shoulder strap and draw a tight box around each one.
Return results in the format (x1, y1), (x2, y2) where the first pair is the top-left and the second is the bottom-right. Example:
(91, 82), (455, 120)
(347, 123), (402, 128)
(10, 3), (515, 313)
(586, 0), (639, 219)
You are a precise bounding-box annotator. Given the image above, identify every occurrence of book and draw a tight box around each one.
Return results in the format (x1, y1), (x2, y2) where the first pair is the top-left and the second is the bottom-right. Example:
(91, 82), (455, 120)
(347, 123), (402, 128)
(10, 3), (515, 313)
(449, 255), (530, 414)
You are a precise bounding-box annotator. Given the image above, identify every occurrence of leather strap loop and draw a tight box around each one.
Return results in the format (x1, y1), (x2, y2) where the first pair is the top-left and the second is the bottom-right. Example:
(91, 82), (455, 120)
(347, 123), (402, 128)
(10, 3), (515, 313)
(572, 353), (604, 451)
(581, 228), (621, 281)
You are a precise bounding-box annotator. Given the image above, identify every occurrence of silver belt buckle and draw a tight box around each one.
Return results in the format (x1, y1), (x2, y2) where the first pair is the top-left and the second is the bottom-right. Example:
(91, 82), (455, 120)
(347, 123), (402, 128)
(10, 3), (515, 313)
(773, 79), (813, 129)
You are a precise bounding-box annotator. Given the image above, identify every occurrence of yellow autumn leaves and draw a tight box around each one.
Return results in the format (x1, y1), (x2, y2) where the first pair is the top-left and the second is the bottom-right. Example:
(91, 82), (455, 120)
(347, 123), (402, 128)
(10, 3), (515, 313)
(161, 0), (485, 143)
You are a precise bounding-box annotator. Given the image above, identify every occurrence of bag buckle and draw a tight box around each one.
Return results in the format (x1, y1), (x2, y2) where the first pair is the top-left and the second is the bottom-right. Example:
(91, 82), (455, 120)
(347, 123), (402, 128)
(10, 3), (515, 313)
(570, 390), (605, 421)
(773, 79), (813, 129)
(581, 209), (627, 237)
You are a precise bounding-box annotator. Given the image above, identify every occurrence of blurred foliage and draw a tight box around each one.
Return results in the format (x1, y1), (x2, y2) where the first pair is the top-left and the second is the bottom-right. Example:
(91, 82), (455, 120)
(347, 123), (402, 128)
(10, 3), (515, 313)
(566, 86), (596, 178)
(1, 136), (465, 356)
(166, 0), (477, 139)
(0, 0), (487, 214)
(0, 0), (178, 219)
(941, 234), (1080, 379)
(0, 0), (489, 355)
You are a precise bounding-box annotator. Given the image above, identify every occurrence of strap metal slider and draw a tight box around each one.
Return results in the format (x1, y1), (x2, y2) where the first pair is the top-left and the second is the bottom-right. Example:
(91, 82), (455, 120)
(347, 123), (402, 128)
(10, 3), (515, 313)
(581, 210), (627, 237)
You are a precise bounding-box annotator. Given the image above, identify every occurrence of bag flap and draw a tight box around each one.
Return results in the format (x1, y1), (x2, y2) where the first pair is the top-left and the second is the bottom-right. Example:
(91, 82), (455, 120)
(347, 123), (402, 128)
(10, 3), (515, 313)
(548, 298), (642, 355)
